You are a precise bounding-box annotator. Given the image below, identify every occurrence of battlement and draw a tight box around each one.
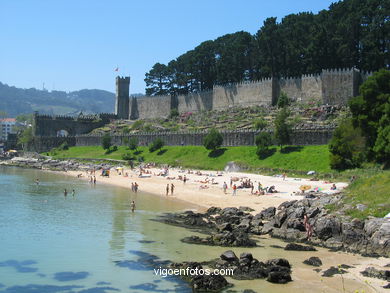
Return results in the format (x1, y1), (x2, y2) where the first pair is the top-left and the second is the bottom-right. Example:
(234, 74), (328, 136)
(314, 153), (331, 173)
(116, 76), (130, 83)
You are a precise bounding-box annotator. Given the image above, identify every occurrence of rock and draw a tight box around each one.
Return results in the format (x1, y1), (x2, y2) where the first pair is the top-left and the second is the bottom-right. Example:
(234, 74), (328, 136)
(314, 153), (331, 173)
(303, 257), (322, 267)
(361, 267), (390, 281)
(243, 290), (257, 293)
(220, 250), (238, 262)
(217, 223), (233, 232)
(370, 221), (390, 257)
(284, 243), (317, 251)
(267, 266), (292, 284)
(322, 266), (347, 277)
(265, 258), (291, 268)
(256, 207), (276, 220)
(237, 218), (252, 232)
(383, 283), (390, 289)
(356, 204), (367, 211)
(364, 218), (386, 237)
(239, 206), (255, 212)
(274, 210), (288, 228)
(314, 216), (341, 240)
(278, 200), (297, 210)
(192, 273), (229, 291)
(206, 207), (221, 215)
(240, 252), (253, 262)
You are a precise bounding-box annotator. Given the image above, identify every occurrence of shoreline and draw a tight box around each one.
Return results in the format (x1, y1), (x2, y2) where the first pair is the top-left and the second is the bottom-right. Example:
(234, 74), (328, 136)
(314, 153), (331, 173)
(57, 164), (348, 214)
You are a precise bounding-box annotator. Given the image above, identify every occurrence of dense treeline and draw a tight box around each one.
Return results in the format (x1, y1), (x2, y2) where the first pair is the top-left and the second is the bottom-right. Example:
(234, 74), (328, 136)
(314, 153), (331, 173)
(145, 0), (389, 96)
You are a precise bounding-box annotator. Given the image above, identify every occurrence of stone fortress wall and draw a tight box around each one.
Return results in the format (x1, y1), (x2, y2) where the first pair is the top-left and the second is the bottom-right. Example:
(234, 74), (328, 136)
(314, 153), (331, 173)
(30, 68), (371, 152)
(127, 68), (371, 119)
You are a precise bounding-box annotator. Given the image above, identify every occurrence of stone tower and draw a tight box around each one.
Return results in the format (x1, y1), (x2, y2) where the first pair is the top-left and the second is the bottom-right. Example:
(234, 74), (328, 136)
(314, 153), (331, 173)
(115, 76), (130, 119)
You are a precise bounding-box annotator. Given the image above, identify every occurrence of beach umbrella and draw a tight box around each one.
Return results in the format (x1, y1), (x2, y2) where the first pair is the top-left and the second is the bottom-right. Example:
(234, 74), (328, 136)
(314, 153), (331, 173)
(300, 185), (311, 191)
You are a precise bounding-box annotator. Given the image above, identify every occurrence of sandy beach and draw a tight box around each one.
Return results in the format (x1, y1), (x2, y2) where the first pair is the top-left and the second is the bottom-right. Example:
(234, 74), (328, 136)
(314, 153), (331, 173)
(64, 165), (348, 214)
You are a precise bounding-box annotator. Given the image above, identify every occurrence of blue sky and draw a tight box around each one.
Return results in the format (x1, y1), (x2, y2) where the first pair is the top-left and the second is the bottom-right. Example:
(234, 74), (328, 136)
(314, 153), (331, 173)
(0, 0), (336, 94)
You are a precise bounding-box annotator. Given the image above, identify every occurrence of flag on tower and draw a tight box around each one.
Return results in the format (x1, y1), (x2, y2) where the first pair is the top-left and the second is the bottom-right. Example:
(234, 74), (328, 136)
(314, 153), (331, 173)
(114, 67), (119, 72)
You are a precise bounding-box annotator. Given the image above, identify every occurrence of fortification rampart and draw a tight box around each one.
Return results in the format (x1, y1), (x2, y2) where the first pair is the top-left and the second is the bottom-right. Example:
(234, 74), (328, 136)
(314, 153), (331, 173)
(33, 127), (334, 152)
(128, 68), (370, 119)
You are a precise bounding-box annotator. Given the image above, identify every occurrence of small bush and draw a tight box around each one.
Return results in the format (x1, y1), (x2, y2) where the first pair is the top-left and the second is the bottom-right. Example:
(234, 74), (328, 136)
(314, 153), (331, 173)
(59, 141), (69, 150)
(203, 128), (223, 151)
(169, 108), (179, 119)
(102, 134), (112, 150)
(149, 138), (164, 152)
(277, 92), (290, 108)
(254, 118), (267, 131)
(255, 132), (273, 159)
(122, 152), (135, 161)
(128, 137), (138, 150)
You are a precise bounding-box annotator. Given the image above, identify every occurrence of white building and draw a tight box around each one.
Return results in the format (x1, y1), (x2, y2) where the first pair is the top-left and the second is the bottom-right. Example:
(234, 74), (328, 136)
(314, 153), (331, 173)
(0, 118), (17, 141)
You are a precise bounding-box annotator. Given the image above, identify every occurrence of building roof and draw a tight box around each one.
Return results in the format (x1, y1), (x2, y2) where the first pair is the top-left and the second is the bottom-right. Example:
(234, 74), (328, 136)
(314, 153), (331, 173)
(0, 118), (16, 122)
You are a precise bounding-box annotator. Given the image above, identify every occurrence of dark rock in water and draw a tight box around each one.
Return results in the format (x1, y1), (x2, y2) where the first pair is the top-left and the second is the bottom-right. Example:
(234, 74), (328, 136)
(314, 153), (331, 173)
(322, 266), (347, 277)
(303, 257), (322, 267)
(243, 290), (257, 293)
(267, 267), (292, 284)
(361, 267), (390, 281)
(240, 252), (253, 262)
(285, 243), (317, 251)
(274, 210), (288, 228)
(182, 229), (256, 247)
(170, 262), (230, 292)
(339, 264), (354, 269)
(313, 268), (322, 273)
(192, 273), (229, 291)
(221, 251), (238, 262)
(266, 258), (291, 269)
(383, 283), (390, 289)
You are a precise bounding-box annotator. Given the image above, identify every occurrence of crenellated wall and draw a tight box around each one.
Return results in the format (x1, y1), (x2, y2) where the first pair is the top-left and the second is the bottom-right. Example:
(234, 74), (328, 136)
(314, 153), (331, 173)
(33, 127), (334, 152)
(128, 68), (370, 119)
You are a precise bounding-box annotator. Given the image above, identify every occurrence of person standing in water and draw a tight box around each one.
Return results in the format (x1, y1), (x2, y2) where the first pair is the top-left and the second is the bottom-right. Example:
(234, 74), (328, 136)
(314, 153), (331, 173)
(72, 189), (75, 197)
(64, 189), (68, 197)
(170, 183), (175, 195)
(130, 200), (136, 212)
(134, 182), (138, 193)
(93, 176), (96, 185)
(35, 179), (40, 185)
(166, 184), (169, 196)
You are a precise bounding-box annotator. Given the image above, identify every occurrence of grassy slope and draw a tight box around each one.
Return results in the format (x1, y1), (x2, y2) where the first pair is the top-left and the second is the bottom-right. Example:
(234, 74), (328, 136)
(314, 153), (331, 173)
(50, 145), (331, 173)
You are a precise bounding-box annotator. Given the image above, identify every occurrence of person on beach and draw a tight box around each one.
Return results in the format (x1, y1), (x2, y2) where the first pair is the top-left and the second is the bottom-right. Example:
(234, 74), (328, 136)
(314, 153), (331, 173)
(282, 173), (286, 181)
(232, 184), (237, 196)
(72, 189), (75, 197)
(303, 214), (313, 240)
(250, 182), (254, 194)
(130, 200), (136, 212)
(166, 184), (169, 196)
(134, 182), (138, 193)
(331, 183), (337, 190)
(222, 182), (227, 194)
(183, 175), (187, 184)
(171, 183), (175, 195)
(93, 176), (96, 184)
(64, 189), (68, 197)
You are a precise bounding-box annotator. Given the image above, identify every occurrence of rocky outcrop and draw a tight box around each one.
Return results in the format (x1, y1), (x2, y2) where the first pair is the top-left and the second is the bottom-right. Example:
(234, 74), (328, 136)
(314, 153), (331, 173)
(210, 251), (292, 284)
(303, 257), (322, 267)
(285, 243), (317, 251)
(181, 230), (256, 247)
(361, 267), (390, 281)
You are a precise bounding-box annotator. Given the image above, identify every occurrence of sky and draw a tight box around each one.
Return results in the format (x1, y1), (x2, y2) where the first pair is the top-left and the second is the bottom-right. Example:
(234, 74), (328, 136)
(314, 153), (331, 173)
(0, 0), (336, 95)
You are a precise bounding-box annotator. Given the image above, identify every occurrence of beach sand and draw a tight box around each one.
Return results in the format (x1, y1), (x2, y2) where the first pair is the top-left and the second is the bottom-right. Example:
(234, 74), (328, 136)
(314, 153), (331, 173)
(65, 166), (347, 214)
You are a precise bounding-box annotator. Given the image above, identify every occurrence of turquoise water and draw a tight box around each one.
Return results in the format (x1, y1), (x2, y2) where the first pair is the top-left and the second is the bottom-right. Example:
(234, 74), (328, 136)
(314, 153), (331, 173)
(0, 166), (199, 293)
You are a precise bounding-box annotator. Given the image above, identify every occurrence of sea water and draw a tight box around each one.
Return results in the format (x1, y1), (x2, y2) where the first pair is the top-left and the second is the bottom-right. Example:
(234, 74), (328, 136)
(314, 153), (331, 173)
(0, 166), (378, 293)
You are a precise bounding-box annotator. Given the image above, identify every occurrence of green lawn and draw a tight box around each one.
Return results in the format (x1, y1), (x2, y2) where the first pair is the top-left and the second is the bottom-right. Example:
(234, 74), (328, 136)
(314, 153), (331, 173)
(49, 145), (332, 174)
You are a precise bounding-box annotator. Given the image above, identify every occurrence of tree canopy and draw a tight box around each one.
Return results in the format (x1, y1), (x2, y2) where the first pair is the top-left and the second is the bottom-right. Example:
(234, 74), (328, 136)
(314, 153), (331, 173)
(145, 0), (389, 96)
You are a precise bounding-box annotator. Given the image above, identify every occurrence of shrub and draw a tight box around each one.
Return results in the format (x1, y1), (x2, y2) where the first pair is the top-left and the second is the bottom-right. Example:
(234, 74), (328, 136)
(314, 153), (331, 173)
(122, 152), (135, 161)
(59, 141), (69, 150)
(203, 128), (223, 151)
(169, 108), (179, 119)
(274, 107), (291, 151)
(128, 137), (138, 150)
(255, 132), (273, 159)
(149, 138), (164, 152)
(329, 118), (366, 170)
(102, 133), (112, 150)
(254, 118), (267, 131)
(277, 92), (290, 108)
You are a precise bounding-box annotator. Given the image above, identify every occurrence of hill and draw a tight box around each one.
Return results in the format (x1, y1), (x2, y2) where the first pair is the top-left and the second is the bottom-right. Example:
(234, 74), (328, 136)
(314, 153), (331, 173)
(0, 82), (115, 117)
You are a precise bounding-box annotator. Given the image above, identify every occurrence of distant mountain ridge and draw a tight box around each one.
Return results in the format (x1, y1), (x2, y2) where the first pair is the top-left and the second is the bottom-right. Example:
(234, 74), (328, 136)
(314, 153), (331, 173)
(0, 82), (116, 117)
